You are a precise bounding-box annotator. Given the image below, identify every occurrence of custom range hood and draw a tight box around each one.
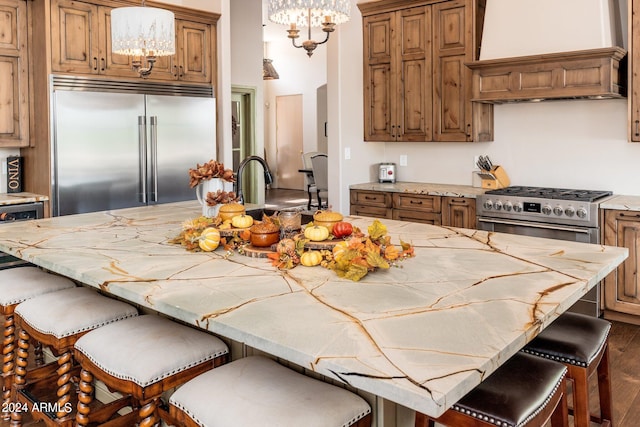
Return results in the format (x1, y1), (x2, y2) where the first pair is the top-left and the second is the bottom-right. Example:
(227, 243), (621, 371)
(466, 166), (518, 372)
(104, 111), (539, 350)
(467, 0), (627, 103)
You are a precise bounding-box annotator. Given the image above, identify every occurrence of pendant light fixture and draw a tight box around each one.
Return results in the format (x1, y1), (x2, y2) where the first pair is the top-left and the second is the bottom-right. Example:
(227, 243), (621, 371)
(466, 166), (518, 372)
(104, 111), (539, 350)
(267, 0), (351, 57)
(111, 0), (175, 78)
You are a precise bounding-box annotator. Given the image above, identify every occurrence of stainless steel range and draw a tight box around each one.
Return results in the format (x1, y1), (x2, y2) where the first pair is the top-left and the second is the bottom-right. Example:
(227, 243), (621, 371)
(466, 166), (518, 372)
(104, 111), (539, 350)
(476, 186), (613, 317)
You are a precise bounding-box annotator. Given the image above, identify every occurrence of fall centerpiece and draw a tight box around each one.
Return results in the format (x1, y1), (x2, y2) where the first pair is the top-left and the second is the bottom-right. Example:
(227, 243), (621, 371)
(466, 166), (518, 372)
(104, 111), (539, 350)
(189, 160), (238, 217)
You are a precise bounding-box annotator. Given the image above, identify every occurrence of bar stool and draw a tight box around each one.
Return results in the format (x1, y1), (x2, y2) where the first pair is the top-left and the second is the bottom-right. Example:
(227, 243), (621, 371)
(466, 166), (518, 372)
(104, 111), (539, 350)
(73, 314), (229, 427)
(0, 266), (76, 413)
(522, 312), (613, 427)
(168, 355), (372, 427)
(415, 352), (569, 427)
(11, 286), (139, 426)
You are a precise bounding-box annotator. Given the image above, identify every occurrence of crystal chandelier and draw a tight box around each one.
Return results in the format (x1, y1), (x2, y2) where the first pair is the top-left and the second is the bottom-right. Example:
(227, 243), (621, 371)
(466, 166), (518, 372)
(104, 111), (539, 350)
(111, 1), (175, 78)
(267, 0), (351, 57)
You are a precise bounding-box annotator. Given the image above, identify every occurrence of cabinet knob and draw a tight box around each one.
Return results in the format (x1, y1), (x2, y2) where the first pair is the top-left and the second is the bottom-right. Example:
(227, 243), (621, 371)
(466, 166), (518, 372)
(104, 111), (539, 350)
(92, 57), (98, 71)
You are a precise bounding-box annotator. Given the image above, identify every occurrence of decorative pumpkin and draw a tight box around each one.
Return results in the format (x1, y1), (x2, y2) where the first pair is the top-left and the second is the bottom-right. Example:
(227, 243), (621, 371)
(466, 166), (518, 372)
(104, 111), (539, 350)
(219, 203), (245, 221)
(332, 241), (349, 262)
(277, 238), (296, 254)
(300, 250), (323, 267)
(231, 214), (254, 229)
(198, 228), (221, 252)
(304, 225), (330, 242)
(332, 221), (353, 238)
(313, 210), (344, 233)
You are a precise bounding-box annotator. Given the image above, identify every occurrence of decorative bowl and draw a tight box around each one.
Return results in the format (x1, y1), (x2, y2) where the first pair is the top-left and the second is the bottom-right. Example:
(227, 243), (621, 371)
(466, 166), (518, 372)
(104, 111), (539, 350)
(219, 203), (245, 221)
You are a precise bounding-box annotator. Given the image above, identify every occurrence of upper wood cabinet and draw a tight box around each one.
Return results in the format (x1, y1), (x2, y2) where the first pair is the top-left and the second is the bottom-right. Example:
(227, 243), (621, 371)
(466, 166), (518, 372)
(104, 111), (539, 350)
(359, 0), (493, 143)
(49, 0), (216, 83)
(630, 0), (640, 142)
(0, 0), (29, 147)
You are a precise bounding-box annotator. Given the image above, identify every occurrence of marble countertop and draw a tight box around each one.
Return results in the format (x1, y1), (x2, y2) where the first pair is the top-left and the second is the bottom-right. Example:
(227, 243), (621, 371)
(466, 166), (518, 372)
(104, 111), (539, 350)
(599, 194), (640, 211)
(0, 192), (49, 206)
(0, 201), (627, 418)
(350, 182), (486, 198)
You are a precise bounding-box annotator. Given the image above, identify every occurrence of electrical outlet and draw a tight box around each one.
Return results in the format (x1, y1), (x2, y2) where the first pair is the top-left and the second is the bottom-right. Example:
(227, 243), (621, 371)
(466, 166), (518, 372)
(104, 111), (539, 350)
(399, 155), (408, 166)
(344, 147), (351, 160)
(473, 155), (480, 169)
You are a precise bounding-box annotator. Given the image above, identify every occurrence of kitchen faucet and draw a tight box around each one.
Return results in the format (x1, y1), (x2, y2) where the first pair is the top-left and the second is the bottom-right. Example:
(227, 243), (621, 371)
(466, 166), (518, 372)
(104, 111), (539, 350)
(235, 155), (274, 205)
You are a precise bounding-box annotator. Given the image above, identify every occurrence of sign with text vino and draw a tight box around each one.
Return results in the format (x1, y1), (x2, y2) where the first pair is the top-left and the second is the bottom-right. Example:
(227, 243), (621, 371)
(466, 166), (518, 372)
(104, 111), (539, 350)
(7, 156), (23, 193)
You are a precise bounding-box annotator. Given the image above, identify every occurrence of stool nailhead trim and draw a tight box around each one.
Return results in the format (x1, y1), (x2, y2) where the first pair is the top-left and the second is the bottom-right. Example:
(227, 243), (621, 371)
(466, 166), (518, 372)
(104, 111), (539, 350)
(452, 371), (566, 427)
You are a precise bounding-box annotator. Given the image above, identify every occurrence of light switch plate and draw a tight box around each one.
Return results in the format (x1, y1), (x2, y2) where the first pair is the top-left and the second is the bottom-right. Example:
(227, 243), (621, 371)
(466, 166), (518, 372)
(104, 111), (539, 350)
(399, 155), (407, 166)
(344, 147), (351, 160)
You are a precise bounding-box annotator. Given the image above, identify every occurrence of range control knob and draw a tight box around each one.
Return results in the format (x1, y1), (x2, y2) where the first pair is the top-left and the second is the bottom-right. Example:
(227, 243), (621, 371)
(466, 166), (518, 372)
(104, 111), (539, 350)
(564, 207), (575, 217)
(494, 201), (503, 211)
(542, 205), (552, 215)
(553, 206), (564, 216)
(504, 202), (513, 212)
(513, 202), (523, 213)
(576, 208), (588, 219)
(483, 200), (493, 210)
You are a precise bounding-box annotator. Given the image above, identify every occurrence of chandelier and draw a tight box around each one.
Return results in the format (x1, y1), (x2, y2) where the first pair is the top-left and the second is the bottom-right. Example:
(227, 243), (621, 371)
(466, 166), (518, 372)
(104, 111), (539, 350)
(111, 1), (175, 78)
(267, 0), (351, 57)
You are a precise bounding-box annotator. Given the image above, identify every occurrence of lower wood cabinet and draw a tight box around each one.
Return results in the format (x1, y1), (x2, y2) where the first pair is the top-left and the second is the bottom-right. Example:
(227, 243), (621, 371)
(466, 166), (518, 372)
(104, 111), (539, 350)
(350, 189), (476, 228)
(603, 209), (640, 325)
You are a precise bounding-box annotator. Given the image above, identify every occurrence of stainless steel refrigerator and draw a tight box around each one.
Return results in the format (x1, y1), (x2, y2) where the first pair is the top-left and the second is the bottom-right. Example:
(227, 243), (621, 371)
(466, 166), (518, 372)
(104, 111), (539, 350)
(51, 76), (216, 216)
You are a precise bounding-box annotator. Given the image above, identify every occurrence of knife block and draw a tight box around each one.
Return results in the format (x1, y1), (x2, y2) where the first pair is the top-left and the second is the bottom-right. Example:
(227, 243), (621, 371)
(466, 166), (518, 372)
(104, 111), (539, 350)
(480, 166), (510, 189)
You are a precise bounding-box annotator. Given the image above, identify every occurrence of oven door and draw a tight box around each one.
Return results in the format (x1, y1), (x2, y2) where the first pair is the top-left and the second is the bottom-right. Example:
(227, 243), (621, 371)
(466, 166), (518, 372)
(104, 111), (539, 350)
(476, 217), (599, 244)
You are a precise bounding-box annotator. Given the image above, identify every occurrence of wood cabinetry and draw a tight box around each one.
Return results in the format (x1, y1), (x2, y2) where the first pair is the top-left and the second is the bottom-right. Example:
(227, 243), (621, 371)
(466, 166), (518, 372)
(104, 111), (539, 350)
(49, 0), (215, 83)
(350, 189), (477, 228)
(359, 0), (492, 143)
(630, 0), (640, 141)
(442, 196), (476, 228)
(0, 0), (29, 147)
(603, 210), (640, 325)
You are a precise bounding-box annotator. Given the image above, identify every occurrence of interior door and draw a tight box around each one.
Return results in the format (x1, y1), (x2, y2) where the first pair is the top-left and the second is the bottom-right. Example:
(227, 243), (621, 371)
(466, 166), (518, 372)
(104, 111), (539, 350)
(275, 94), (304, 190)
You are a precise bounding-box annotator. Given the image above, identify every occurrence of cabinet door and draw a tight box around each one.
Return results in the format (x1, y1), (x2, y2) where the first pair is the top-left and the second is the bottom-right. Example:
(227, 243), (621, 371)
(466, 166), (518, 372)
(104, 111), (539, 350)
(97, 6), (139, 78)
(396, 6), (431, 142)
(50, 0), (99, 74)
(0, 0), (28, 147)
(363, 12), (394, 141)
(441, 196), (476, 228)
(630, 0), (640, 141)
(176, 19), (212, 83)
(604, 210), (640, 316)
(432, 0), (472, 142)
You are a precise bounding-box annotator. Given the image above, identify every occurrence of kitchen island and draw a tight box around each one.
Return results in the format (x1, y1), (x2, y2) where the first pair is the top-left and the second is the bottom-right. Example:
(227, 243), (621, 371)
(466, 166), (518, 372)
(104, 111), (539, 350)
(0, 201), (627, 424)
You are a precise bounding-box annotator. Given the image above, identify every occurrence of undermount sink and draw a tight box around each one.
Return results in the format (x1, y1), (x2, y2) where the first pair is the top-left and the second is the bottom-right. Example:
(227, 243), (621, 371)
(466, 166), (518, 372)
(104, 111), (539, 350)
(245, 208), (313, 225)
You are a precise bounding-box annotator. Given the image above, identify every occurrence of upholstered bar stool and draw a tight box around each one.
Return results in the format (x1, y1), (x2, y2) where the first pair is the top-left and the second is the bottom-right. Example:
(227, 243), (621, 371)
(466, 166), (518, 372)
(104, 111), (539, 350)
(522, 312), (613, 427)
(0, 266), (76, 414)
(73, 314), (229, 427)
(415, 352), (569, 427)
(11, 286), (139, 426)
(168, 355), (372, 427)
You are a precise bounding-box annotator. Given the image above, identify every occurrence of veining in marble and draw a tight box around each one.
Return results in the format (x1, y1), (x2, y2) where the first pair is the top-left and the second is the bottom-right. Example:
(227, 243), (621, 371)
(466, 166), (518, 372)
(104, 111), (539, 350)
(349, 182), (486, 198)
(0, 201), (626, 418)
(0, 192), (49, 206)
(599, 194), (640, 212)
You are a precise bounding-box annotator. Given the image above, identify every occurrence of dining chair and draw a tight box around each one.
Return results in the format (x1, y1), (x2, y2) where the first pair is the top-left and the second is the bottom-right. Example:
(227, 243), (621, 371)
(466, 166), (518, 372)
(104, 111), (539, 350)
(310, 153), (328, 209)
(301, 152), (320, 210)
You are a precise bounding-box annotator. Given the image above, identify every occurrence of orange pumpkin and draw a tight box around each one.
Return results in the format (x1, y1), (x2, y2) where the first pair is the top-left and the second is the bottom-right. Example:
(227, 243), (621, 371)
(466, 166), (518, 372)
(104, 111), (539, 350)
(277, 238), (296, 254)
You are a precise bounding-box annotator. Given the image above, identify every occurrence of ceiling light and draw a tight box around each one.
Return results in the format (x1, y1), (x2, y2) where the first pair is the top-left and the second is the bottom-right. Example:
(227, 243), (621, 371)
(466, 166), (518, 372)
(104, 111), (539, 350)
(267, 0), (351, 57)
(111, 1), (175, 78)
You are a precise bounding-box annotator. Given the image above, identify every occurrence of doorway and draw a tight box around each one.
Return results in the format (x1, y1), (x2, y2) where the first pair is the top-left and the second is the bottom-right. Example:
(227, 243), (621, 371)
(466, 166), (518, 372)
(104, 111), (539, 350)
(275, 94), (304, 190)
(231, 86), (257, 203)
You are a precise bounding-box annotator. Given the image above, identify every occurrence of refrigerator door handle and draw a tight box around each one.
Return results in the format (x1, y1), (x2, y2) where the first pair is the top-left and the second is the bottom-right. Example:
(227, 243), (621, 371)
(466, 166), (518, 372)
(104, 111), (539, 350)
(138, 116), (148, 204)
(150, 116), (158, 202)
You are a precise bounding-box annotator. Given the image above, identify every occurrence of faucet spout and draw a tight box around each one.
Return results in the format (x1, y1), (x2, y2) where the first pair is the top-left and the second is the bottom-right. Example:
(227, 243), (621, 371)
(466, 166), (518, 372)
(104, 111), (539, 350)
(235, 156), (273, 205)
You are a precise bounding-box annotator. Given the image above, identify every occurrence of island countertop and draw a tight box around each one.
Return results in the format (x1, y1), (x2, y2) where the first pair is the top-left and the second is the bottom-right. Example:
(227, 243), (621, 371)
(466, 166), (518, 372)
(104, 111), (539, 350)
(0, 201), (627, 419)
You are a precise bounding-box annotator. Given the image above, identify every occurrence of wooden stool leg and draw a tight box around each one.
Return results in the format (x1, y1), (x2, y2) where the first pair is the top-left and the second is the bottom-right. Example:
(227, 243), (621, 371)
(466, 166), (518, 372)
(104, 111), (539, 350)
(56, 350), (74, 419)
(597, 345), (613, 424)
(76, 368), (94, 427)
(569, 366), (590, 427)
(139, 398), (160, 427)
(550, 378), (569, 427)
(9, 329), (29, 427)
(34, 342), (44, 367)
(2, 313), (16, 420)
(414, 412), (435, 427)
